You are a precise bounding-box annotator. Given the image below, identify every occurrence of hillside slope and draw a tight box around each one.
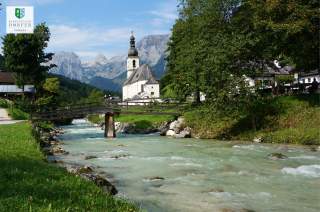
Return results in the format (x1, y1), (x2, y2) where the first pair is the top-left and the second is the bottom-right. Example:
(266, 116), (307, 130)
(185, 94), (320, 145)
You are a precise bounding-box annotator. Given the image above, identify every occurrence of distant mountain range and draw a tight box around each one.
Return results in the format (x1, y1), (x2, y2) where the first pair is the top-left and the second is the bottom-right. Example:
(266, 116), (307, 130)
(50, 34), (170, 92)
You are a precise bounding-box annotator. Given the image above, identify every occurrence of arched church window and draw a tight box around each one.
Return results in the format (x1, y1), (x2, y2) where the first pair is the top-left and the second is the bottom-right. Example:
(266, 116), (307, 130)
(133, 60), (136, 68)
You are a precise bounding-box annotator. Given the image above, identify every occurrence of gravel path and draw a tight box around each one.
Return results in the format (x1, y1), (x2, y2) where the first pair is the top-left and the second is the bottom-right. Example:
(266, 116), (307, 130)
(0, 108), (23, 124)
(0, 108), (24, 125)
(0, 108), (11, 121)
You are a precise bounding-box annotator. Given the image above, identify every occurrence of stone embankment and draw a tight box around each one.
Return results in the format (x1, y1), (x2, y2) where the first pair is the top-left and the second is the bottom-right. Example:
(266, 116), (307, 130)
(114, 122), (158, 134)
(160, 117), (192, 138)
(102, 116), (192, 138)
(32, 123), (118, 196)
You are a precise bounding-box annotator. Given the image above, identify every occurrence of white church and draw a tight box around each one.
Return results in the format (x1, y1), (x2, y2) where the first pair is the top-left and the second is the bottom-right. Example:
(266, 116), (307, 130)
(122, 33), (160, 102)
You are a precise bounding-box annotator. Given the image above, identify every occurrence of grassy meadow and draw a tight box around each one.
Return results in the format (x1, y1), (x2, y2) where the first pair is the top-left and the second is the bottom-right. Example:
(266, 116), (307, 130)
(0, 122), (139, 212)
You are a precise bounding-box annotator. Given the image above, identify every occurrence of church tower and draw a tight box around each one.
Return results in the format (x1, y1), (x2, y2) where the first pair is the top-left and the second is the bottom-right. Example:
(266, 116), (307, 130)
(127, 32), (139, 79)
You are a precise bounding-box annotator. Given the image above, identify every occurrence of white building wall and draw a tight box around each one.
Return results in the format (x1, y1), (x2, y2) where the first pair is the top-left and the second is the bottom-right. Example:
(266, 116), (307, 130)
(143, 84), (160, 98)
(244, 76), (255, 87)
(127, 57), (139, 79)
(299, 75), (320, 84)
(123, 80), (147, 100)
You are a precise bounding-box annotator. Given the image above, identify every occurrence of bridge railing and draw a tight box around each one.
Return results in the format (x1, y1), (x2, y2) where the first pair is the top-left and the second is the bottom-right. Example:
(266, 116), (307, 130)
(31, 99), (188, 121)
(105, 99), (188, 113)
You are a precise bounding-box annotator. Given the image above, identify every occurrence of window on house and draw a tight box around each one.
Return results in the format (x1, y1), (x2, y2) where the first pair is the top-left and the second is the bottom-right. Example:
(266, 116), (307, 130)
(308, 78), (311, 83)
(133, 60), (136, 68)
(141, 84), (144, 92)
(151, 92), (154, 96)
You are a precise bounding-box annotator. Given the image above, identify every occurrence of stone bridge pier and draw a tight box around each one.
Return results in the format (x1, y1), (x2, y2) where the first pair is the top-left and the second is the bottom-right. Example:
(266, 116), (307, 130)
(105, 113), (116, 138)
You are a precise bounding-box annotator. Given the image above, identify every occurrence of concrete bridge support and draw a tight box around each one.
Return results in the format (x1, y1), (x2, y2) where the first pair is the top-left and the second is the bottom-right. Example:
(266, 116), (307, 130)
(105, 113), (116, 138)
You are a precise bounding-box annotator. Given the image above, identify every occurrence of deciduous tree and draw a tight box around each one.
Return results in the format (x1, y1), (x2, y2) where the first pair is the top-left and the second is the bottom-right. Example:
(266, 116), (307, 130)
(2, 23), (54, 91)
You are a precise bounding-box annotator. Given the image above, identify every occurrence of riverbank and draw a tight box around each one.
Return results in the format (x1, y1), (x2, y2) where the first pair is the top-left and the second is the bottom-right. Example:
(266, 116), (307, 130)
(185, 94), (320, 145)
(88, 94), (319, 145)
(0, 122), (138, 211)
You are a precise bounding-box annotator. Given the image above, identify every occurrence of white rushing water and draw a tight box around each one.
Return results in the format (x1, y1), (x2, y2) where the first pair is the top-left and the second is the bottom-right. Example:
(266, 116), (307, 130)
(56, 120), (320, 212)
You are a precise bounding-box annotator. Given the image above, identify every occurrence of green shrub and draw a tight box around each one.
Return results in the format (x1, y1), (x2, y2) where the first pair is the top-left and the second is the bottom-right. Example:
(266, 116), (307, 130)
(8, 107), (29, 120)
(133, 120), (153, 130)
(0, 98), (10, 108)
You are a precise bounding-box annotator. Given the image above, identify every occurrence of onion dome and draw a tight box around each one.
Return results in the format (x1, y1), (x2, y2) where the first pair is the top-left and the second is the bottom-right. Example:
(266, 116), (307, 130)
(128, 32), (138, 57)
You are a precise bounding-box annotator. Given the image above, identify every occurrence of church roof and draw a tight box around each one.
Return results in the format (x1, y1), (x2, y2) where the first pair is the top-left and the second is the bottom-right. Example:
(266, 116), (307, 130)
(124, 64), (159, 86)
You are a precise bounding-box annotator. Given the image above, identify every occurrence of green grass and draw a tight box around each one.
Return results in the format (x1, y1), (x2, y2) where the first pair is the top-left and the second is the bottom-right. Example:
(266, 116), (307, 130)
(88, 114), (175, 130)
(116, 114), (174, 125)
(8, 107), (29, 120)
(185, 94), (320, 145)
(0, 122), (139, 212)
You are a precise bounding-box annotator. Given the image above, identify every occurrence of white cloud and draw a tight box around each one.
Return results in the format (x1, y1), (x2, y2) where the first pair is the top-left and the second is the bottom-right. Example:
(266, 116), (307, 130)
(49, 24), (131, 48)
(48, 24), (133, 60)
(149, 0), (178, 27)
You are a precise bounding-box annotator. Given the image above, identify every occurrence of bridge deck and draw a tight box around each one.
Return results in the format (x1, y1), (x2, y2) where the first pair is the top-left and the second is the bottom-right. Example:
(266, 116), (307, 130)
(31, 101), (185, 121)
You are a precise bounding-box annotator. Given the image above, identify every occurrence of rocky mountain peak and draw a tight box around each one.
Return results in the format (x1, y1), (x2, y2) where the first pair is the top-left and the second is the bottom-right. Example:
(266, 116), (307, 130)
(49, 34), (170, 92)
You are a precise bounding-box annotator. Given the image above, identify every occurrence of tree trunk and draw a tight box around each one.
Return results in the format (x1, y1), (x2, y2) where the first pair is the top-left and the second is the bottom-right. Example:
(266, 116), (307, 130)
(251, 115), (257, 132)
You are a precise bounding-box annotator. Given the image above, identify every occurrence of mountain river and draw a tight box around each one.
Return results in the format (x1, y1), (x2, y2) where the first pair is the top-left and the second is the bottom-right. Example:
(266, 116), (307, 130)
(56, 120), (320, 212)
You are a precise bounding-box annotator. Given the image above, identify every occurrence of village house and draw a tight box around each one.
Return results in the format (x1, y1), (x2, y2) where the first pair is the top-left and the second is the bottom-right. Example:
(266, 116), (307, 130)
(0, 71), (35, 97)
(294, 70), (320, 84)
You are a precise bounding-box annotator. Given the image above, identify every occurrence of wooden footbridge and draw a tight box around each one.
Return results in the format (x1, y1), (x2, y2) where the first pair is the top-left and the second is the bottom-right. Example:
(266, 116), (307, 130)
(31, 100), (185, 138)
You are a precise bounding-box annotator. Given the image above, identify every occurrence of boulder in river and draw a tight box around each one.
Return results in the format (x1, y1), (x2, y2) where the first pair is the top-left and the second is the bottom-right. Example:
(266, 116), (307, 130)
(166, 130), (176, 136)
(110, 154), (130, 159)
(219, 208), (255, 212)
(310, 146), (318, 152)
(81, 174), (118, 195)
(159, 121), (170, 136)
(253, 137), (263, 143)
(146, 176), (165, 181)
(51, 146), (69, 155)
(205, 188), (224, 193)
(268, 153), (288, 160)
(169, 117), (185, 134)
(176, 127), (191, 138)
(77, 166), (93, 174)
(85, 155), (98, 160)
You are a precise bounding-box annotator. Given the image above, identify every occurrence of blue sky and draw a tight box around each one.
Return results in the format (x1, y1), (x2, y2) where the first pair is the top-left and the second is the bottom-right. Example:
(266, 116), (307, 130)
(0, 0), (178, 61)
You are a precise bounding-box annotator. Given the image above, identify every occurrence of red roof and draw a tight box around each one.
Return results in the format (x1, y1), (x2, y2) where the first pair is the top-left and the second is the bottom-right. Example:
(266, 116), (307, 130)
(0, 72), (15, 83)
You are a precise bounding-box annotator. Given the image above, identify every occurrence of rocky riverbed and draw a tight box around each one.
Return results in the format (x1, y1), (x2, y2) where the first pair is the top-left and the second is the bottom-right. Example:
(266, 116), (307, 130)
(32, 123), (118, 196)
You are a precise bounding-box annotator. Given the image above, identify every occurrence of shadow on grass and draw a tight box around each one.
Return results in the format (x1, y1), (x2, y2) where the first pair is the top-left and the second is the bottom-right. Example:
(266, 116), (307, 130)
(0, 157), (136, 211)
(225, 99), (281, 138)
(294, 93), (320, 106)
